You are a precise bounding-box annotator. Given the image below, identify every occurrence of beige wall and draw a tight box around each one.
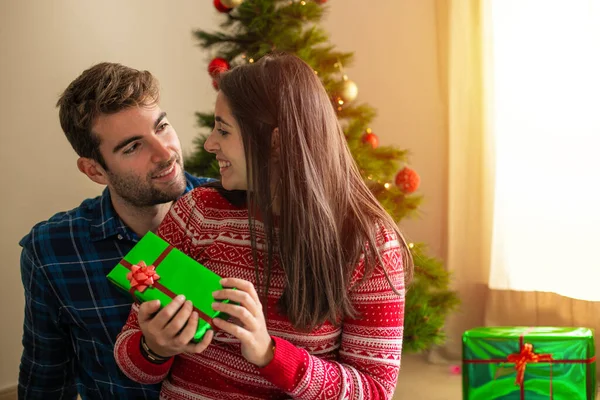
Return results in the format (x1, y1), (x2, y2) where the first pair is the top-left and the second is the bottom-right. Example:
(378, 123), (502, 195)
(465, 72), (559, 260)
(0, 0), (446, 390)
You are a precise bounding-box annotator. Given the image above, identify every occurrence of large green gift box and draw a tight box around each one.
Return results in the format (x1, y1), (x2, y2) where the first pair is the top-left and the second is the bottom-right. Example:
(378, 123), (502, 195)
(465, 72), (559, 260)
(107, 232), (230, 342)
(462, 327), (596, 400)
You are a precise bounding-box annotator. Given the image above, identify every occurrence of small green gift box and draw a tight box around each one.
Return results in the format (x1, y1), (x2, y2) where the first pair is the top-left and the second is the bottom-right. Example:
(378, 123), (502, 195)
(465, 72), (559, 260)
(107, 232), (229, 342)
(462, 327), (596, 400)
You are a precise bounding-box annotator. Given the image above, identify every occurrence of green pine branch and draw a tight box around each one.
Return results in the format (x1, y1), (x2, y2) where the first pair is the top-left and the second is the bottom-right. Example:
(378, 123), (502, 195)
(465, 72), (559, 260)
(403, 243), (461, 353)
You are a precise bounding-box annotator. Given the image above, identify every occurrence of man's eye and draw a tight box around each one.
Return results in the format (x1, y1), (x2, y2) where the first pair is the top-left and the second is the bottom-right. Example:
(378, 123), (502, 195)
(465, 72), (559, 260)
(123, 143), (139, 154)
(157, 122), (169, 132)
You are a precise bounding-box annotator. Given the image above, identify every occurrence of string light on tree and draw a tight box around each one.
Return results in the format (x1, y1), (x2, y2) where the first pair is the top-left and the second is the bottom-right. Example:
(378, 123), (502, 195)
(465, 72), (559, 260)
(395, 166), (421, 194)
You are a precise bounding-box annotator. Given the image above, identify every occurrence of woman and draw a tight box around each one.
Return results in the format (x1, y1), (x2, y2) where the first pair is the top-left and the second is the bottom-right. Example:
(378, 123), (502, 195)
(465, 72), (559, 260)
(115, 53), (412, 400)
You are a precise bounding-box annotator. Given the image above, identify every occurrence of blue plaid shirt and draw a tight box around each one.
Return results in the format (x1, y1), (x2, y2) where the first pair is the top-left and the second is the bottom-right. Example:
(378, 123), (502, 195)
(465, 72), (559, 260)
(19, 172), (213, 400)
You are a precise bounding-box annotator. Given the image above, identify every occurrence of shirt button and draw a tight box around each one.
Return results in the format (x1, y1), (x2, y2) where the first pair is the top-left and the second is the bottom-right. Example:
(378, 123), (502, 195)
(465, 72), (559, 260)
(117, 234), (123, 240)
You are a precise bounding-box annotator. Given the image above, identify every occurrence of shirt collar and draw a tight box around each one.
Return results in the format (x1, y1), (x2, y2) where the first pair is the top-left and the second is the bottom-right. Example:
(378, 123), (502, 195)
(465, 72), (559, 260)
(89, 187), (132, 242)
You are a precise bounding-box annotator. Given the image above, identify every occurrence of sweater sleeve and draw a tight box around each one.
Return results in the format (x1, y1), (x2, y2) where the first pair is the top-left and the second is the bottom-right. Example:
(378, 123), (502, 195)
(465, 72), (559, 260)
(259, 228), (406, 400)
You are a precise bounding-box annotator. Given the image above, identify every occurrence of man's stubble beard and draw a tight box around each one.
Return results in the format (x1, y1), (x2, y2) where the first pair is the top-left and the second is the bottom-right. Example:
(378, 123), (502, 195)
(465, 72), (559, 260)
(107, 156), (186, 208)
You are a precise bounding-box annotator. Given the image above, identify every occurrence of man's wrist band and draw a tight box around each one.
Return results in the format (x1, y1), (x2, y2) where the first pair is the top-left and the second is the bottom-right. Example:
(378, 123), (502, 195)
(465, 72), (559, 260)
(140, 335), (171, 364)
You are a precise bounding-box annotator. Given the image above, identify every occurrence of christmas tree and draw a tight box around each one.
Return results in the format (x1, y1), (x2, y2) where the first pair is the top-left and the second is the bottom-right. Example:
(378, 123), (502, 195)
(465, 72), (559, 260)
(185, 0), (459, 353)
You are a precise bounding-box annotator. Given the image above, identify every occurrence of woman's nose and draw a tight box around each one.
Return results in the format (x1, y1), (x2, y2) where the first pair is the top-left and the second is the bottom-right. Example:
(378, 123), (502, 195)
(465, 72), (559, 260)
(204, 131), (219, 154)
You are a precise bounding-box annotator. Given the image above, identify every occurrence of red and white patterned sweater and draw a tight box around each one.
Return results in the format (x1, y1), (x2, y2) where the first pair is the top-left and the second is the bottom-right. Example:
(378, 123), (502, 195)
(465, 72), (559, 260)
(115, 187), (405, 400)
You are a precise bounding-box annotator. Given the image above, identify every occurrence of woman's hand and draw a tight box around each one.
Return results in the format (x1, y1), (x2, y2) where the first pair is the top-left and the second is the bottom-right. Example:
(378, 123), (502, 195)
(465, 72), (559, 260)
(138, 294), (214, 358)
(212, 278), (274, 367)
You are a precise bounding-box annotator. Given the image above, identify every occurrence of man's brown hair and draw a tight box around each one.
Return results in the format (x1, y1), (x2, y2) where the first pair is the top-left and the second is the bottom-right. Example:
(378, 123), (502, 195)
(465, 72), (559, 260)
(56, 62), (159, 169)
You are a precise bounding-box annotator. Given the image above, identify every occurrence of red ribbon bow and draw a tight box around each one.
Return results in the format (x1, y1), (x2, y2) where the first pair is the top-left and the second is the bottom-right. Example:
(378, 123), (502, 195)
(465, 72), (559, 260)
(507, 342), (553, 385)
(126, 261), (160, 293)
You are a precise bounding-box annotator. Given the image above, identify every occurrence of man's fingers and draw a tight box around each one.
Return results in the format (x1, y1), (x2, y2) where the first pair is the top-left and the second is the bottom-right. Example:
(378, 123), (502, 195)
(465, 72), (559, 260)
(184, 329), (214, 354)
(150, 295), (187, 328)
(138, 300), (161, 323)
(175, 311), (200, 346)
(163, 300), (194, 338)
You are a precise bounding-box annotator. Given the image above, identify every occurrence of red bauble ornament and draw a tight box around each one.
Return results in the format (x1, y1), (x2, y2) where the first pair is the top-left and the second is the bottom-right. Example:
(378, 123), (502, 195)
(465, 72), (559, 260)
(395, 167), (420, 194)
(212, 79), (219, 91)
(315, 0), (327, 3)
(362, 131), (379, 149)
(213, 0), (232, 13)
(208, 57), (230, 78)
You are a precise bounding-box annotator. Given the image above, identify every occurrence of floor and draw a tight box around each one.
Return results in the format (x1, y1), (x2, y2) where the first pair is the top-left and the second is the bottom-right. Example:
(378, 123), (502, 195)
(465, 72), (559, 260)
(394, 353), (462, 399)
(5, 353), (597, 399)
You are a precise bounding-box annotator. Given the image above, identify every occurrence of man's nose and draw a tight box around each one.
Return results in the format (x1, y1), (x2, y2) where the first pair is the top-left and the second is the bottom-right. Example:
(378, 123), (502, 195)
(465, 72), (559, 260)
(150, 138), (171, 163)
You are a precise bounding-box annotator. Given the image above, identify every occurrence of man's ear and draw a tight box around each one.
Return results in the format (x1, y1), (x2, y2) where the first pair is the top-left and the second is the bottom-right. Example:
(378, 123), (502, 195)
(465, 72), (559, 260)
(77, 157), (108, 185)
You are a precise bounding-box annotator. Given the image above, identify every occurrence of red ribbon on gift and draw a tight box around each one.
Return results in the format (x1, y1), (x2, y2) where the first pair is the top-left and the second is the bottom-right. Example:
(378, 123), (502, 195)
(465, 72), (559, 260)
(464, 328), (596, 399)
(507, 338), (554, 398)
(507, 342), (553, 386)
(119, 245), (217, 330)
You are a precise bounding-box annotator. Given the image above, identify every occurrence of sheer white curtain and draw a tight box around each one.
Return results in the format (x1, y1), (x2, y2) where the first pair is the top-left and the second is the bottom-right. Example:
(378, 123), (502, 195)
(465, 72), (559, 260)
(487, 0), (600, 301)
(437, 0), (492, 357)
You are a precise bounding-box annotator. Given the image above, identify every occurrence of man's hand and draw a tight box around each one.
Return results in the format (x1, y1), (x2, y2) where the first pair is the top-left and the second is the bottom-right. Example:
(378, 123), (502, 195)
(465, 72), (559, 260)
(138, 294), (213, 358)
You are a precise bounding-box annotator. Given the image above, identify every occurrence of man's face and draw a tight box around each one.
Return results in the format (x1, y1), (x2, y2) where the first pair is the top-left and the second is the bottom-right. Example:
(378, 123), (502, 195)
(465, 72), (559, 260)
(93, 104), (186, 207)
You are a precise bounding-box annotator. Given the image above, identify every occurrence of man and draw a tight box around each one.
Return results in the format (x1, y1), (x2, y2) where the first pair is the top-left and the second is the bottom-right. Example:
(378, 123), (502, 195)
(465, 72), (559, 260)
(19, 62), (212, 399)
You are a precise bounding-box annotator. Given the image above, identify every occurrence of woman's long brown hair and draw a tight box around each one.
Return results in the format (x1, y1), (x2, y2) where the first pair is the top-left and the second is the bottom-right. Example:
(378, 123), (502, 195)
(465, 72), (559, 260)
(218, 53), (413, 331)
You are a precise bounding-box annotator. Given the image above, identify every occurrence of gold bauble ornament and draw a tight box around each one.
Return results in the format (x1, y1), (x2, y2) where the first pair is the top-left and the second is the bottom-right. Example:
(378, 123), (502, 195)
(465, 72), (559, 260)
(221, 0), (244, 7)
(340, 77), (358, 102)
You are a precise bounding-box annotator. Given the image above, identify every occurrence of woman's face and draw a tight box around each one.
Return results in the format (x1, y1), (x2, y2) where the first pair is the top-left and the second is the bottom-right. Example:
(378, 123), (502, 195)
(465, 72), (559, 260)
(204, 91), (247, 191)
